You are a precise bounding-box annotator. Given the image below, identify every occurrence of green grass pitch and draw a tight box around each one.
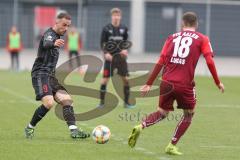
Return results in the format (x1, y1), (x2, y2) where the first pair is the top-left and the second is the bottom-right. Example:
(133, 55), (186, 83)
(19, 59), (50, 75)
(0, 70), (239, 160)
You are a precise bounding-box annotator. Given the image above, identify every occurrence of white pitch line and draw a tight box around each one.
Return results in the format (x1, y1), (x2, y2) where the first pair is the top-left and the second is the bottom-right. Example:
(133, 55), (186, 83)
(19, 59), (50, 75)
(157, 157), (173, 160)
(200, 145), (240, 149)
(0, 100), (36, 104)
(0, 85), (38, 118)
(0, 85), (38, 105)
(23, 141), (80, 145)
(142, 150), (156, 155)
(135, 147), (147, 150)
(201, 104), (240, 108)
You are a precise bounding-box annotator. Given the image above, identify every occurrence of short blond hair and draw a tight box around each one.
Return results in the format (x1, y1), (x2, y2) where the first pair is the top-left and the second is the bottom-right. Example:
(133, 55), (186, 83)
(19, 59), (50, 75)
(110, 8), (122, 15)
(57, 11), (71, 20)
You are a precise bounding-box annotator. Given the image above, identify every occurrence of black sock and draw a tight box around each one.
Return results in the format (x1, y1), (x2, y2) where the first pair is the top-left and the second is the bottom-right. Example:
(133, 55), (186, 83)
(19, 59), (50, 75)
(100, 84), (106, 104)
(124, 85), (130, 104)
(30, 104), (49, 127)
(63, 105), (76, 127)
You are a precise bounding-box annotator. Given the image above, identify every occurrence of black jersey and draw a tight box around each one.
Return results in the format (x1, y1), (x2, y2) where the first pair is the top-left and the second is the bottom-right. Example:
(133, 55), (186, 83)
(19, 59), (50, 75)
(31, 28), (61, 77)
(100, 23), (128, 55)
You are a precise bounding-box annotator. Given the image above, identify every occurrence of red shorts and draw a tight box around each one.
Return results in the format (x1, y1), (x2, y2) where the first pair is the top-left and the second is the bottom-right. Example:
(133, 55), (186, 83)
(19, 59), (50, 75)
(159, 82), (196, 111)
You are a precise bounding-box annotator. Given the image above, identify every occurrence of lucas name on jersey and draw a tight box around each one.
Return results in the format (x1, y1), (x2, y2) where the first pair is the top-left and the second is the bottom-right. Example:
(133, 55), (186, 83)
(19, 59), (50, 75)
(170, 57), (186, 65)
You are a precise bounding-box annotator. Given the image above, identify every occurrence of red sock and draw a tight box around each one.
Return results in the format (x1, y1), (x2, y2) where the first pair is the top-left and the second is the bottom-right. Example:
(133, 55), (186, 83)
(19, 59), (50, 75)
(171, 114), (193, 145)
(142, 111), (166, 128)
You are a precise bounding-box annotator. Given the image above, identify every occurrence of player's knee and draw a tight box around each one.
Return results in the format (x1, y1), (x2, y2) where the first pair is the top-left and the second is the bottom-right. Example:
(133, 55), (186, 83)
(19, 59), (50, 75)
(42, 97), (55, 109)
(101, 78), (109, 85)
(59, 96), (73, 106)
(158, 107), (169, 117)
(61, 99), (73, 106)
(184, 110), (195, 117)
(45, 101), (54, 109)
(122, 77), (129, 85)
(55, 90), (73, 106)
(163, 111), (169, 117)
(123, 80), (129, 86)
(183, 110), (194, 122)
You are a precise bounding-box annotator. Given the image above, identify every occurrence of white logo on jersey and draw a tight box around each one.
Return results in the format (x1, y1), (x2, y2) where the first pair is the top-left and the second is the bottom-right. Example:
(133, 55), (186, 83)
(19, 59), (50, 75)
(120, 29), (125, 34)
(46, 35), (53, 41)
(109, 36), (123, 41)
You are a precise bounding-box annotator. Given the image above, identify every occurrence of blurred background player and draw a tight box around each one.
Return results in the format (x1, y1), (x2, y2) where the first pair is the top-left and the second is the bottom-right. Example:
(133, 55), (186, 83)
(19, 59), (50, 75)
(24, 12), (90, 139)
(6, 25), (23, 71)
(128, 12), (225, 155)
(66, 26), (82, 72)
(97, 8), (134, 109)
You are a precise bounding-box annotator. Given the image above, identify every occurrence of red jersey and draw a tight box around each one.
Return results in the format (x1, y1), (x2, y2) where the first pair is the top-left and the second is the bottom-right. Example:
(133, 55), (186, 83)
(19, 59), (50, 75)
(147, 29), (215, 87)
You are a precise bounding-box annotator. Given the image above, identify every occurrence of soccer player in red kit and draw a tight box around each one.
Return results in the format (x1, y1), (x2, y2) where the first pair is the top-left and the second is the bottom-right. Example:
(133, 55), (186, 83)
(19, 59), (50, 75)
(128, 12), (224, 155)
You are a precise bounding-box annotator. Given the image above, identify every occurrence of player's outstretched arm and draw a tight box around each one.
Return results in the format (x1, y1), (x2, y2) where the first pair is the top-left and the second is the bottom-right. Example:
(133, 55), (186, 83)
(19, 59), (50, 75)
(140, 57), (164, 97)
(140, 39), (170, 96)
(201, 35), (224, 93)
(204, 54), (224, 93)
(140, 85), (151, 96)
(54, 39), (65, 48)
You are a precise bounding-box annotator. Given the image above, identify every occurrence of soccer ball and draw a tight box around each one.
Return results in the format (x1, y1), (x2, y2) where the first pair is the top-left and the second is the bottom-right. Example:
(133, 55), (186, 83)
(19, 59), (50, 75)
(92, 125), (111, 144)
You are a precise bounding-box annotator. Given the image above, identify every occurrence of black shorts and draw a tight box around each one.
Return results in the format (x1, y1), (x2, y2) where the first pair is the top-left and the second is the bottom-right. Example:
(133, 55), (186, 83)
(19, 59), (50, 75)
(103, 54), (129, 78)
(32, 75), (67, 101)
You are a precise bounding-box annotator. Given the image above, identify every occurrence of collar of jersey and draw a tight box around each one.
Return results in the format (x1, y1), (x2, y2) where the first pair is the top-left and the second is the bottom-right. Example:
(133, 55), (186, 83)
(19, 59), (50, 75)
(182, 28), (196, 32)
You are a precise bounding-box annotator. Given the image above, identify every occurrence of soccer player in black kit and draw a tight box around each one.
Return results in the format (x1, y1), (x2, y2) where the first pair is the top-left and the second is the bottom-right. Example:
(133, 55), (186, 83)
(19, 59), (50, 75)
(24, 12), (90, 139)
(97, 8), (135, 109)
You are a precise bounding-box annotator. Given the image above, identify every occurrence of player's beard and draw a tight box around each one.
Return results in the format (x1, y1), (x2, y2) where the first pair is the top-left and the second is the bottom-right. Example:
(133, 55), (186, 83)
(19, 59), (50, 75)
(57, 28), (66, 36)
(60, 30), (66, 36)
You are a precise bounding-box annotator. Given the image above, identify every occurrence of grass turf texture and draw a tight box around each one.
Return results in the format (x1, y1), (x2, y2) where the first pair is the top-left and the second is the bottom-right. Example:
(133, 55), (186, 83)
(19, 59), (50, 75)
(0, 70), (239, 160)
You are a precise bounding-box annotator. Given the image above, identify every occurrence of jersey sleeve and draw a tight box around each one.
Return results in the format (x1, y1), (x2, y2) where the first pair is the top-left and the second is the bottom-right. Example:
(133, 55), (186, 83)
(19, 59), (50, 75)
(201, 35), (220, 85)
(123, 27), (128, 41)
(146, 38), (170, 85)
(201, 35), (214, 57)
(43, 32), (55, 49)
(160, 37), (170, 60)
(204, 54), (220, 85)
(100, 27), (108, 53)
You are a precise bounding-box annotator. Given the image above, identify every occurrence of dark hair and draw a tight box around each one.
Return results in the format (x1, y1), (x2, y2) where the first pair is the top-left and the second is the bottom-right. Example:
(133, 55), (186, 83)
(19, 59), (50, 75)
(182, 12), (198, 27)
(57, 12), (71, 20)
